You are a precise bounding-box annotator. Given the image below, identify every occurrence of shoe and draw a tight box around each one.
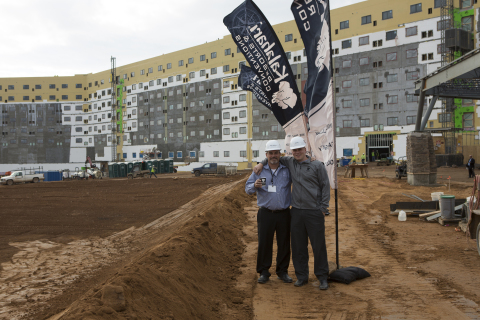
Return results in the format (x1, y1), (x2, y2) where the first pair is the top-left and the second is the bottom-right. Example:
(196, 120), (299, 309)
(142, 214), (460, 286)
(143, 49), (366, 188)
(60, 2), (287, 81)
(319, 279), (329, 290)
(294, 279), (308, 287)
(277, 274), (293, 283)
(257, 275), (269, 284)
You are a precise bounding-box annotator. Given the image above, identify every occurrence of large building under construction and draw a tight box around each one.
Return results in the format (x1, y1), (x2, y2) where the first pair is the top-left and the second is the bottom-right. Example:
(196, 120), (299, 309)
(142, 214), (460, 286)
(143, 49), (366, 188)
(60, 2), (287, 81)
(0, 0), (479, 170)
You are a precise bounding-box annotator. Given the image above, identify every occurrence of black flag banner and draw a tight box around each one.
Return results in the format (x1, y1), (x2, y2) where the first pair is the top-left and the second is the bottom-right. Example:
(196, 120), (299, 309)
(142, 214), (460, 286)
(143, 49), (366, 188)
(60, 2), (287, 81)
(224, 0), (308, 155)
(291, 0), (337, 189)
(237, 65), (272, 110)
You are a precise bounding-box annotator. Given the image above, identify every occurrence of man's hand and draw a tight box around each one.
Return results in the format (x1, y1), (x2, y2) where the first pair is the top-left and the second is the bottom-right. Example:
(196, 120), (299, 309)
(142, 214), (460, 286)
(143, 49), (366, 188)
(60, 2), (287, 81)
(253, 163), (263, 175)
(254, 179), (263, 188)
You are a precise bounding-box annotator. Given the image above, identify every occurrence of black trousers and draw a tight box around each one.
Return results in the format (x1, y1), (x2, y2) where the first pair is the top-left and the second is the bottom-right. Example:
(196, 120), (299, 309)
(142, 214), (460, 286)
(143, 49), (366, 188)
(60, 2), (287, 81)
(291, 207), (329, 281)
(256, 207), (291, 277)
(468, 167), (475, 178)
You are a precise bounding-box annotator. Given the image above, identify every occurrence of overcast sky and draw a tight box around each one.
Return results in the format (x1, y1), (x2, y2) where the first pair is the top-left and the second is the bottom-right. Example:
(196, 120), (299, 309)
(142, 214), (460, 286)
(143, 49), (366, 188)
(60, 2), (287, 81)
(0, 0), (363, 78)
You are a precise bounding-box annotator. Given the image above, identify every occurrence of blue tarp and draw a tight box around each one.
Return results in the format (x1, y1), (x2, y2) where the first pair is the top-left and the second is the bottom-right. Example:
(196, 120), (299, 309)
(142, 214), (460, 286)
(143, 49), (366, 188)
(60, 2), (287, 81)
(35, 171), (63, 182)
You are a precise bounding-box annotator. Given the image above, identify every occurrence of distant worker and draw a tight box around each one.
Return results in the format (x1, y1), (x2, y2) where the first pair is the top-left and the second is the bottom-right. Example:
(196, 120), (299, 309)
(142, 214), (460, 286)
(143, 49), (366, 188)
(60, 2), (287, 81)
(149, 166), (157, 178)
(371, 151), (375, 162)
(466, 155), (475, 178)
(361, 153), (366, 164)
(245, 140), (293, 285)
(351, 155), (357, 164)
(375, 150), (379, 160)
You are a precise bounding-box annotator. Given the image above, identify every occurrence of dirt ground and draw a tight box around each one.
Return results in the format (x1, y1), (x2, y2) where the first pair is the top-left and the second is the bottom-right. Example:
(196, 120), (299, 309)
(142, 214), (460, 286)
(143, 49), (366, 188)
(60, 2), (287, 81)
(1, 166), (480, 319)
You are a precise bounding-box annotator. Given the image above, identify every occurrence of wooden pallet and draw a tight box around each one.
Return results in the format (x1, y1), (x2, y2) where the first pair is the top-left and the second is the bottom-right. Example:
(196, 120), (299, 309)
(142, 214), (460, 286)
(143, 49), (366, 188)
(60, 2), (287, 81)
(438, 216), (462, 226)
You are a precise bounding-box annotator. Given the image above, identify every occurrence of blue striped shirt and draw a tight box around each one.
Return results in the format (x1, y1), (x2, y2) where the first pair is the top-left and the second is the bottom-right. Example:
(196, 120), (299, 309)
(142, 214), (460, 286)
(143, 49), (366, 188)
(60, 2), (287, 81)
(245, 163), (291, 210)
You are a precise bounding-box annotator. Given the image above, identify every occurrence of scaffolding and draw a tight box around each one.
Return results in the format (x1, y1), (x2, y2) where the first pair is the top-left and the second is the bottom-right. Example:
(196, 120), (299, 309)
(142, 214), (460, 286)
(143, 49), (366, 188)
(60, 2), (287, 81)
(110, 56), (117, 162)
(440, 0), (456, 154)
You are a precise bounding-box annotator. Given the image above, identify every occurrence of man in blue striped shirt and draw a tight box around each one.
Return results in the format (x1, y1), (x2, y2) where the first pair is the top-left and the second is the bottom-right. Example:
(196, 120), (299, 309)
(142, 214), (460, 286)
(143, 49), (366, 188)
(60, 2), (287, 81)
(245, 140), (293, 284)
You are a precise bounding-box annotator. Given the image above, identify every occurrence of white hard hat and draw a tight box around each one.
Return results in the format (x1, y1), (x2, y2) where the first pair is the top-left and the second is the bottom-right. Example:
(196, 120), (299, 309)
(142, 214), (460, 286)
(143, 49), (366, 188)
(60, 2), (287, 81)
(265, 140), (282, 151)
(290, 137), (306, 149)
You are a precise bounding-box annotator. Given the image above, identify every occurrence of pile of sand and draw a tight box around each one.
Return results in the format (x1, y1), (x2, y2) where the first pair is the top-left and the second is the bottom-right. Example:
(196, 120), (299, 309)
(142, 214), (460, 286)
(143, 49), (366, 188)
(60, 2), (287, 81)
(55, 183), (253, 320)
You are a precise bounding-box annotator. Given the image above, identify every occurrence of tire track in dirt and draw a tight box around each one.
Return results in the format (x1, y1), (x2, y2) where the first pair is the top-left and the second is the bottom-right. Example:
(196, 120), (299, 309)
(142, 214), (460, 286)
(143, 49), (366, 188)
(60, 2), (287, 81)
(0, 180), (242, 320)
(241, 177), (480, 319)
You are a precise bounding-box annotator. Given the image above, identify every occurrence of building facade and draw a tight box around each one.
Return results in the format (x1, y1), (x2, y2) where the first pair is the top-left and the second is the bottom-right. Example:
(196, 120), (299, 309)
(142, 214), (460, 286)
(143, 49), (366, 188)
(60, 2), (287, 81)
(0, 0), (479, 170)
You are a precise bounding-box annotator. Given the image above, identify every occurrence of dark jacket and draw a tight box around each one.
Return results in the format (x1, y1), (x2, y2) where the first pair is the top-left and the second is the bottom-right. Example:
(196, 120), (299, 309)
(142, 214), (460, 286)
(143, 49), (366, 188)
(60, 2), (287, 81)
(467, 158), (475, 168)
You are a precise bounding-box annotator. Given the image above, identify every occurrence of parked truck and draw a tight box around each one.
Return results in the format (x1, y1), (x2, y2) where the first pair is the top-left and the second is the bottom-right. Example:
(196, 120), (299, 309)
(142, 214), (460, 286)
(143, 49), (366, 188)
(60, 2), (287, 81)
(191, 163), (237, 177)
(0, 171), (45, 185)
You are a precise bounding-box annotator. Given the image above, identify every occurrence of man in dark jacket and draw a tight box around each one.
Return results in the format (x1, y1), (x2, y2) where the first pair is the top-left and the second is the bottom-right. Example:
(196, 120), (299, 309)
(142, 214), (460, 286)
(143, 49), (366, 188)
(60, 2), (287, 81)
(467, 155), (475, 178)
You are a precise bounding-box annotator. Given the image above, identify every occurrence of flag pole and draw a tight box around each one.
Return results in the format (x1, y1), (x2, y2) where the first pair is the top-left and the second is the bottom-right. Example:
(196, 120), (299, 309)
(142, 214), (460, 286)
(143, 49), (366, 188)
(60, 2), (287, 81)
(325, 0), (339, 270)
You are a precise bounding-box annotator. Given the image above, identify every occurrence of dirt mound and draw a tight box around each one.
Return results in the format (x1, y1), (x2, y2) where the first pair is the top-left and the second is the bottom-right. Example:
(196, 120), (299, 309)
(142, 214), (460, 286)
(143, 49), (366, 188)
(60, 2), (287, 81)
(56, 182), (253, 320)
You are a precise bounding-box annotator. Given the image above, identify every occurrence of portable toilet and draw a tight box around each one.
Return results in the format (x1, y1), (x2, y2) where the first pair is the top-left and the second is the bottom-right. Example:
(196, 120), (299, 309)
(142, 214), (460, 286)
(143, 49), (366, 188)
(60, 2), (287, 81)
(158, 159), (164, 174)
(108, 163), (114, 177)
(141, 161), (147, 170)
(133, 161), (142, 171)
(127, 162), (134, 174)
(119, 163), (127, 177)
(112, 163), (120, 178)
(145, 160), (153, 172)
(167, 159), (174, 173)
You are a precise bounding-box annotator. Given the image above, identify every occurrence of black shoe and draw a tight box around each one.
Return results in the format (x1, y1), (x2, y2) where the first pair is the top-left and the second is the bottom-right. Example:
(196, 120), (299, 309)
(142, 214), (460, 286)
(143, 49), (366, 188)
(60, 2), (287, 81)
(319, 279), (329, 290)
(277, 274), (293, 283)
(294, 279), (308, 287)
(257, 275), (269, 284)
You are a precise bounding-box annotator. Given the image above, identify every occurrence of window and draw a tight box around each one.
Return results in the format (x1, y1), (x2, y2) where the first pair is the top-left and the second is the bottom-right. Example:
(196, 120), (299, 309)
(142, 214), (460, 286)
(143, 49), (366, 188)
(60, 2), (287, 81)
(343, 100), (352, 108)
(189, 71), (195, 79)
(176, 75), (182, 81)
(342, 60), (352, 68)
(342, 80), (352, 88)
(359, 78), (369, 86)
(439, 113), (452, 123)
(285, 34), (293, 42)
(406, 71), (419, 80)
(214, 129), (219, 135)
(23, 96), (29, 101)
(340, 20), (349, 29)
(49, 84), (55, 89)
(387, 95), (398, 104)
(212, 151), (220, 157)
(360, 98), (370, 107)
(387, 117), (398, 126)
(239, 94), (246, 102)
(359, 36), (369, 46)
(343, 120), (352, 128)
(223, 128), (230, 135)
(463, 99), (474, 105)
(382, 10), (393, 20)
(406, 49), (418, 58)
(211, 67), (217, 74)
(406, 94), (419, 102)
(342, 39), (352, 49)
(35, 84), (41, 89)
(76, 95), (82, 99)
(178, 60), (184, 67)
(406, 26), (417, 37)
(410, 3), (422, 13)
(360, 119), (370, 127)
(387, 74), (398, 83)
(200, 54), (206, 61)
(167, 63), (172, 69)
(386, 30), (397, 41)
(461, 16), (473, 31)
(407, 116), (417, 125)
(223, 96), (230, 103)
(223, 112), (230, 119)
(361, 15), (371, 25)
(359, 57), (369, 66)
(158, 65), (163, 71)
(23, 84), (29, 89)
(211, 52), (217, 59)
(168, 76), (173, 83)
(286, 52), (291, 59)
(461, 0), (472, 8)
(253, 126), (260, 133)
(62, 95), (68, 100)
(200, 69), (206, 77)
(464, 112), (474, 128)
(434, 0), (446, 8)
(223, 65), (230, 72)
(240, 127), (247, 134)
(62, 84), (68, 89)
